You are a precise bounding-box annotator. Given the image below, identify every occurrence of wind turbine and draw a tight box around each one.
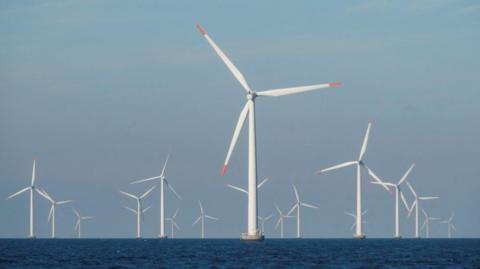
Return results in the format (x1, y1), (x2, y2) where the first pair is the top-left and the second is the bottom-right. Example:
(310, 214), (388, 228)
(274, 204), (294, 239)
(7, 159), (38, 238)
(344, 210), (367, 232)
(192, 201), (218, 239)
(131, 154), (181, 239)
(420, 208), (440, 238)
(120, 186), (156, 238)
(72, 208), (93, 239)
(439, 212), (456, 239)
(369, 164), (414, 239)
(36, 188), (72, 238)
(197, 24), (340, 241)
(165, 209), (180, 239)
(316, 122), (388, 239)
(405, 180), (439, 238)
(258, 214), (274, 235)
(286, 185), (318, 238)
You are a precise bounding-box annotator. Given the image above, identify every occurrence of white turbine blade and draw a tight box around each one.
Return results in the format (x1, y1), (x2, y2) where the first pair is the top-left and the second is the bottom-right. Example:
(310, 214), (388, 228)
(192, 216), (201, 226)
(265, 214), (274, 221)
(292, 185), (300, 202)
(56, 200), (73, 205)
(165, 180), (182, 200)
(48, 206), (54, 222)
(405, 180), (417, 198)
(131, 176), (162, 184)
(7, 187), (30, 199)
(196, 24), (251, 93)
(286, 204), (298, 217)
(172, 209), (179, 219)
(143, 205), (152, 213)
(198, 201), (204, 214)
(140, 185), (156, 199)
(370, 181), (395, 187)
(451, 224), (456, 231)
(274, 204), (282, 215)
(160, 154), (170, 178)
(256, 82), (340, 97)
(173, 221), (180, 230)
(36, 188), (54, 203)
(358, 121), (372, 160)
(367, 168), (391, 191)
(430, 217), (441, 221)
(301, 202), (318, 209)
(421, 208), (428, 219)
(419, 196), (439, 200)
(408, 200), (417, 217)
(420, 220), (427, 231)
(205, 215), (218, 220)
(350, 222), (356, 231)
(275, 218), (281, 230)
(439, 220), (449, 224)
(362, 210), (368, 215)
(221, 102), (249, 176)
(344, 211), (356, 218)
(120, 191), (138, 200)
(449, 212), (455, 222)
(227, 184), (248, 195)
(320, 161), (357, 173)
(72, 208), (80, 218)
(82, 216), (94, 220)
(398, 163), (415, 185)
(257, 177), (270, 189)
(124, 206), (137, 214)
(31, 159), (36, 185)
(75, 220), (80, 231)
(400, 191), (410, 211)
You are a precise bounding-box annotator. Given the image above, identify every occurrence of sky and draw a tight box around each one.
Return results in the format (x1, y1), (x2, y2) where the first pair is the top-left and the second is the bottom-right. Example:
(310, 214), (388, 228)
(0, 0), (479, 238)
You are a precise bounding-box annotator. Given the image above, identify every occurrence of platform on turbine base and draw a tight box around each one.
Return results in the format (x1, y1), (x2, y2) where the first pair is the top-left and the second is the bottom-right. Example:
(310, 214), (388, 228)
(394, 236), (402, 239)
(240, 232), (264, 241)
(28, 236), (36, 239)
(353, 234), (366, 239)
(158, 235), (168, 239)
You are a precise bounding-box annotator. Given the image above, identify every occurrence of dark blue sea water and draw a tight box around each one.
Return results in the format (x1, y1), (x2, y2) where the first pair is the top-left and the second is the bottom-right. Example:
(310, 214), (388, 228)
(0, 239), (479, 268)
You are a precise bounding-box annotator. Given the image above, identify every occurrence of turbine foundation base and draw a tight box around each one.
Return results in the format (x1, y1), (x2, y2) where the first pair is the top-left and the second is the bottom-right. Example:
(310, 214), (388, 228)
(394, 236), (402, 239)
(240, 232), (264, 241)
(353, 234), (366, 239)
(158, 235), (168, 239)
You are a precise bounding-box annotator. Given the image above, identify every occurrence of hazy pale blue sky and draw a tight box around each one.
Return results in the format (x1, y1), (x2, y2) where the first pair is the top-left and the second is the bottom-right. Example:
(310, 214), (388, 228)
(1, 0), (479, 238)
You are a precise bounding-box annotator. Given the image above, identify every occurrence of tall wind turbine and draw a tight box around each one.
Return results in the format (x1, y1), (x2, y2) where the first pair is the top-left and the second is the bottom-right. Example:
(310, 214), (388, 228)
(72, 208), (93, 239)
(197, 24), (340, 241)
(7, 159), (38, 238)
(192, 201), (218, 239)
(120, 186), (155, 238)
(258, 214), (274, 235)
(131, 154), (181, 239)
(165, 209), (180, 239)
(369, 164), (414, 239)
(405, 180), (439, 238)
(286, 185), (318, 238)
(274, 204), (294, 239)
(420, 208), (440, 238)
(439, 212), (456, 238)
(36, 188), (72, 238)
(344, 210), (367, 232)
(316, 122), (388, 239)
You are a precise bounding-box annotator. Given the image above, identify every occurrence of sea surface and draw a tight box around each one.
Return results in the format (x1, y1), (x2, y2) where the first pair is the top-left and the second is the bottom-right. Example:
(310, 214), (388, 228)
(0, 239), (479, 268)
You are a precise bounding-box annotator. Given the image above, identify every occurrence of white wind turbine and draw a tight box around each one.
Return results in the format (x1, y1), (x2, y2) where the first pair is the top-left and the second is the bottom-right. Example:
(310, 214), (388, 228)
(197, 24), (340, 241)
(258, 214), (274, 235)
(131, 154), (181, 239)
(165, 209), (180, 239)
(192, 201), (218, 239)
(420, 208), (440, 238)
(369, 164), (414, 239)
(405, 180), (439, 238)
(36, 188), (72, 238)
(316, 122), (388, 239)
(120, 186), (156, 238)
(440, 212), (456, 239)
(7, 159), (38, 238)
(286, 185), (318, 238)
(344, 210), (368, 232)
(274, 204), (294, 239)
(72, 208), (93, 239)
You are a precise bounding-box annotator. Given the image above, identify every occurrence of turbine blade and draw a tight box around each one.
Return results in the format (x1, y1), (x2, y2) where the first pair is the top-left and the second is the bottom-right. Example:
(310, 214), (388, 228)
(275, 218), (281, 230)
(165, 181), (182, 200)
(320, 161), (357, 173)
(344, 211), (356, 218)
(362, 210), (368, 215)
(405, 180), (417, 198)
(400, 191), (410, 211)
(257, 177), (270, 189)
(56, 200), (73, 205)
(131, 176), (162, 184)
(72, 208), (80, 218)
(256, 82), (340, 97)
(286, 204), (297, 217)
(48, 206), (54, 222)
(301, 202), (318, 209)
(124, 206), (137, 214)
(222, 102), (249, 176)
(173, 221), (180, 230)
(31, 159), (36, 185)
(140, 185), (156, 199)
(227, 184), (248, 195)
(419, 196), (439, 200)
(36, 188), (54, 203)
(265, 214), (274, 221)
(420, 220), (427, 231)
(143, 205), (152, 213)
(173, 209), (179, 219)
(160, 154), (170, 178)
(198, 201), (204, 214)
(398, 163), (415, 185)
(119, 191), (138, 200)
(358, 121), (372, 160)
(196, 24), (251, 92)
(449, 212), (455, 222)
(82, 216), (93, 220)
(7, 187), (30, 199)
(192, 216), (201, 226)
(292, 185), (299, 202)
(205, 215), (218, 220)
(451, 224), (456, 231)
(421, 208), (428, 218)
(75, 220), (80, 231)
(350, 221), (356, 231)
(408, 200), (417, 217)
(274, 204), (282, 215)
(367, 168), (391, 191)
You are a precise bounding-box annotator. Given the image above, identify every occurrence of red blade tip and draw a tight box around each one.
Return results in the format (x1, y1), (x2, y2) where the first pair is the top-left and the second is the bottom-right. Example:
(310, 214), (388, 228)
(368, 117), (373, 124)
(314, 170), (322, 176)
(196, 24), (207, 35)
(220, 165), (228, 176)
(329, 81), (341, 87)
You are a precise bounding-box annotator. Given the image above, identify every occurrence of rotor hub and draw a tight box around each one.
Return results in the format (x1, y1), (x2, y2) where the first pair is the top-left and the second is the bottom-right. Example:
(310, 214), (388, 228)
(247, 92), (256, 100)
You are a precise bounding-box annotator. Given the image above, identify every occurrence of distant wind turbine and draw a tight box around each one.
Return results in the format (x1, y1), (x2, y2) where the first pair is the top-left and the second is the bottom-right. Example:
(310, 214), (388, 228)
(7, 159), (38, 238)
(316, 121), (388, 239)
(258, 214), (274, 235)
(120, 186), (155, 238)
(72, 208), (93, 239)
(197, 23), (340, 241)
(131, 154), (181, 239)
(192, 201), (218, 239)
(405, 180), (439, 238)
(420, 208), (440, 238)
(439, 212), (456, 239)
(274, 204), (294, 239)
(344, 210), (368, 232)
(286, 185), (318, 238)
(36, 188), (72, 238)
(165, 209), (180, 239)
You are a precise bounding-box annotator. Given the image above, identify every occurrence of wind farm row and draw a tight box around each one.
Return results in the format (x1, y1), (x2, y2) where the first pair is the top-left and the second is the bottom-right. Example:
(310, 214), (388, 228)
(4, 24), (456, 240)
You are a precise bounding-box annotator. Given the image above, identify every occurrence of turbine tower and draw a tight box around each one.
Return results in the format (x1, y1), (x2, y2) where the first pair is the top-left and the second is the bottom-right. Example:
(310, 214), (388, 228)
(36, 188), (72, 238)
(286, 185), (318, 238)
(274, 204), (294, 239)
(72, 208), (93, 239)
(131, 154), (181, 239)
(192, 201), (218, 239)
(316, 122), (388, 239)
(258, 214), (273, 235)
(440, 212), (456, 239)
(420, 208), (440, 238)
(369, 164), (414, 239)
(120, 186), (155, 238)
(7, 159), (38, 238)
(405, 180), (439, 238)
(197, 24), (340, 241)
(165, 209), (180, 239)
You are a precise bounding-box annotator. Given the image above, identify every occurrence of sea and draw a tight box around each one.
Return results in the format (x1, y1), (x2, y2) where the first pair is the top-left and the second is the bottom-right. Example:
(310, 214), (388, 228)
(0, 239), (479, 268)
